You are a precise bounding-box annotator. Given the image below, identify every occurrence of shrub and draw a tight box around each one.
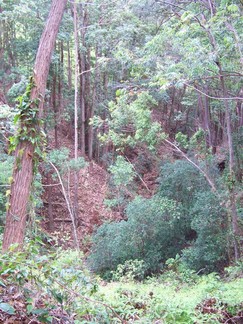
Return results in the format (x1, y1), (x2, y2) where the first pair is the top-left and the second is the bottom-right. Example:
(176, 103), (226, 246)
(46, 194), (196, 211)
(90, 159), (231, 277)
(88, 195), (185, 277)
(111, 259), (146, 282)
(182, 192), (229, 272)
(158, 160), (229, 272)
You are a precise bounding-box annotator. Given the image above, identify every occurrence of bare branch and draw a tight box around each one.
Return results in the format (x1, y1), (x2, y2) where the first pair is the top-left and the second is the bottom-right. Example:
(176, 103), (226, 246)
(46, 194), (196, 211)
(49, 161), (79, 249)
(184, 82), (243, 101)
(164, 138), (218, 193)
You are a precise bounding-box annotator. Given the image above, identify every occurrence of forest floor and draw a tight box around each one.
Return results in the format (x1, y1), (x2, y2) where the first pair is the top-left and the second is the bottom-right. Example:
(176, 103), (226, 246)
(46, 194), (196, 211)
(0, 249), (243, 323)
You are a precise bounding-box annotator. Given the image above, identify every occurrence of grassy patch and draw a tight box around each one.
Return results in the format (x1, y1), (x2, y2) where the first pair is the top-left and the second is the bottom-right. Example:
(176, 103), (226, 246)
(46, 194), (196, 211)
(99, 275), (243, 323)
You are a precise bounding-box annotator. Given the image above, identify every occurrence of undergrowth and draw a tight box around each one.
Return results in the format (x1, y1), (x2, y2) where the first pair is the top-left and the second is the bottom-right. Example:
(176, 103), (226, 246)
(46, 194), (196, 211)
(0, 240), (242, 323)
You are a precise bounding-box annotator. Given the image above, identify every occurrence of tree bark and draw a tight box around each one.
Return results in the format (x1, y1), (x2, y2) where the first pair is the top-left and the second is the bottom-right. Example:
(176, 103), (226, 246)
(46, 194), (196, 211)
(52, 70), (58, 148)
(88, 47), (98, 160)
(67, 41), (72, 91)
(73, 0), (80, 237)
(2, 0), (68, 251)
(47, 173), (54, 232)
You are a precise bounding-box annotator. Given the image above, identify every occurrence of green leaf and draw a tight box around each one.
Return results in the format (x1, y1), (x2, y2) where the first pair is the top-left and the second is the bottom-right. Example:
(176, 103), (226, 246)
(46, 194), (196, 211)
(13, 113), (20, 124)
(0, 303), (16, 315)
(227, 4), (239, 12)
(31, 308), (49, 315)
(27, 304), (33, 314)
(50, 290), (63, 304)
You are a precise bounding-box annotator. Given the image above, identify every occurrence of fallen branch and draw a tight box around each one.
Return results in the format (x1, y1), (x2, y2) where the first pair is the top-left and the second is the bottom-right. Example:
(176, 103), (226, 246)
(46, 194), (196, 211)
(49, 161), (79, 249)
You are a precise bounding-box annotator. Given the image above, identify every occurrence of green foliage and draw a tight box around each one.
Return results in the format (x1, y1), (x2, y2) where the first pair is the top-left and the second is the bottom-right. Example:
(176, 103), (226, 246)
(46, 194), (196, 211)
(111, 259), (146, 282)
(158, 160), (209, 210)
(109, 156), (135, 187)
(94, 158), (230, 277)
(224, 261), (243, 280)
(158, 160), (229, 272)
(0, 240), (103, 323)
(8, 80), (46, 173)
(100, 91), (165, 150)
(175, 132), (189, 149)
(104, 156), (137, 212)
(100, 272), (243, 323)
(0, 154), (14, 230)
(0, 239), (242, 323)
(88, 195), (184, 277)
(7, 76), (28, 103)
(47, 147), (87, 173)
(233, 126), (243, 182)
(47, 147), (70, 169)
(182, 192), (228, 272)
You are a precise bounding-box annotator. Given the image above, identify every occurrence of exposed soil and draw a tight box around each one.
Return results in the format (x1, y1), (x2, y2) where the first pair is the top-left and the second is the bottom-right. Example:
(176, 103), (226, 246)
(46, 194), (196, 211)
(40, 131), (122, 249)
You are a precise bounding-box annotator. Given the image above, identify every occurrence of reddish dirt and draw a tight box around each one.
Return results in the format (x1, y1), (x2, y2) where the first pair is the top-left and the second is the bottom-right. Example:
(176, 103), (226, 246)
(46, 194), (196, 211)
(40, 131), (121, 249)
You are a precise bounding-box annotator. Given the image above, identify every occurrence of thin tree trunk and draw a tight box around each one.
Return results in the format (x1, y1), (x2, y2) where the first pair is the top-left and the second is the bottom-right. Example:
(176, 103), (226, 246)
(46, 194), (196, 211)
(79, 4), (88, 156)
(52, 70), (58, 148)
(47, 173), (54, 231)
(85, 47), (91, 154)
(79, 50), (86, 156)
(88, 47), (98, 160)
(73, 0), (80, 233)
(2, 0), (68, 251)
(58, 40), (63, 122)
(67, 41), (72, 90)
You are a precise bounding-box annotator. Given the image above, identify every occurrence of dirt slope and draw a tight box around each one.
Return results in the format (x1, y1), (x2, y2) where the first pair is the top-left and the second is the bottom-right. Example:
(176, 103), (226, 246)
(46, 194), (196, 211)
(41, 131), (121, 248)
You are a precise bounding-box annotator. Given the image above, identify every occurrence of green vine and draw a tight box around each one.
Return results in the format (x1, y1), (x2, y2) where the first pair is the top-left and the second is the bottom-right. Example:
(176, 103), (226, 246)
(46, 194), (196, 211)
(8, 78), (46, 173)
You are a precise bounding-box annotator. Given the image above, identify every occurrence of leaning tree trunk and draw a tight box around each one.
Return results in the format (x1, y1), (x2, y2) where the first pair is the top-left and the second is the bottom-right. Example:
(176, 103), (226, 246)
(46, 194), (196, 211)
(2, 0), (67, 251)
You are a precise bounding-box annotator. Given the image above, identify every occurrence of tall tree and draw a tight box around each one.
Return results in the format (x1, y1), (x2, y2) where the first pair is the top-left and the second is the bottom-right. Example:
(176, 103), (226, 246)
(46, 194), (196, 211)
(2, 0), (68, 251)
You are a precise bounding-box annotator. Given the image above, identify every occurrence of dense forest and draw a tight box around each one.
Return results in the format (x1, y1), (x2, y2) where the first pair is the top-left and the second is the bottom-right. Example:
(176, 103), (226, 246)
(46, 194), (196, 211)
(0, 0), (242, 323)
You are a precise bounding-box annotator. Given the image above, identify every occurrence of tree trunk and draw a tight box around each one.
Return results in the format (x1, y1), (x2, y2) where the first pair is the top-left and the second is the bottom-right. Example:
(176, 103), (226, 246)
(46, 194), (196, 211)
(78, 5), (86, 157)
(2, 0), (67, 251)
(73, 0), (80, 237)
(88, 47), (98, 160)
(78, 51), (86, 156)
(85, 47), (91, 155)
(58, 40), (64, 122)
(67, 41), (72, 91)
(52, 70), (58, 148)
(47, 173), (54, 232)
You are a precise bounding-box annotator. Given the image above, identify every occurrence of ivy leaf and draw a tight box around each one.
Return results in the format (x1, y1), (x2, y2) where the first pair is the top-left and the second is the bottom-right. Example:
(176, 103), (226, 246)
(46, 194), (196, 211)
(0, 303), (16, 315)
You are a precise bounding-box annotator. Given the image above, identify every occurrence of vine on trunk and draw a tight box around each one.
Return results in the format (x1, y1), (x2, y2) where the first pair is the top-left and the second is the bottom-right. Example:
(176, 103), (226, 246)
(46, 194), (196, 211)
(8, 79), (46, 173)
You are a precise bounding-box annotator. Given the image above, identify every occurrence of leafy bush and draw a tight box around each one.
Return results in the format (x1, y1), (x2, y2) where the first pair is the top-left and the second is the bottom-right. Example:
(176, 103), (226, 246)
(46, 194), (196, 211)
(104, 156), (137, 212)
(7, 76), (28, 103)
(111, 259), (146, 282)
(158, 160), (229, 272)
(158, 160), (211, 210)
(0, 240), (102, 323)
(224, 261), (243, 279)
(182, 192), (229, 272)
(88, 195), (185, 277)
(91, 159), (230, 278)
